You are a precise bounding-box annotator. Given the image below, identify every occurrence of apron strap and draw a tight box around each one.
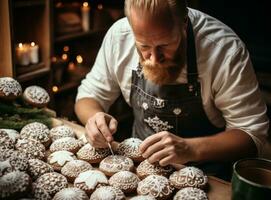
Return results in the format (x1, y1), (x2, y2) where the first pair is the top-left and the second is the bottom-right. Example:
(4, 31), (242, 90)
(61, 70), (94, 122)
(187, 18), (198, 85)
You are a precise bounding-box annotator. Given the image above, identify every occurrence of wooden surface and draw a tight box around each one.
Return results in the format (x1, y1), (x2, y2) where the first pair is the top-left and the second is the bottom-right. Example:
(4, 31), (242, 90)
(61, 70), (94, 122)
(56, 118), (232, 199)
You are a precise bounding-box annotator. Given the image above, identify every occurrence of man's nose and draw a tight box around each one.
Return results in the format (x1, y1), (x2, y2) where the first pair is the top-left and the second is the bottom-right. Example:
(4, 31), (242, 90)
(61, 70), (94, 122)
(149, 49), (165, 63)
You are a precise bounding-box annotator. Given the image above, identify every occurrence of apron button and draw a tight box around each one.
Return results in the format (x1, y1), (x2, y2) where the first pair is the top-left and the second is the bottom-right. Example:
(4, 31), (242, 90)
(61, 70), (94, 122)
(173, 108), (182, 115)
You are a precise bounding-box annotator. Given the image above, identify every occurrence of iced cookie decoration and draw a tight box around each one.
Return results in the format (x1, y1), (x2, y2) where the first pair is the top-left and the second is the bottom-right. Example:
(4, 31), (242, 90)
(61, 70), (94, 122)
(32, 183), (52, 200)
(89, 186), (126, 200)
(117, 138), (144, 162)
(28, 159), (54, 180)
(61, 159), (92, 182)
(169, 166), (208, 189)
(53, 187), (89, 200)
(109, 171), (140, 193)
(77, 143), (110, 163)
(50, 137), (82, 153)
(15, 138), (46, 160)
(47, 150), (77, 172)
(74, 169), (108, 195)
(22, 85), (50, 107)
(99, 155), (134, 176)
(0, 171), (31, 199)
(136, 159), (174, 179)
(0, 147), (15, 161)
(0, 77), (22, 100)
(130, 195), (156, 200)
(173, 187), (208, 200)
(20, 122), (51, 147)
(0, 129), (15, 149)
(50, 125), (75, 142)
(35, 172), (68, 197)
(137, 175), (174, 200)
(0, 129), (20, 143)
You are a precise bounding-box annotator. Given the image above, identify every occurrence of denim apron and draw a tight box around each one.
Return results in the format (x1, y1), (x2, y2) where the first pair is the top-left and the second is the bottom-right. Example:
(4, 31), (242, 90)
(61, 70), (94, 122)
(130, 19), (231, 180)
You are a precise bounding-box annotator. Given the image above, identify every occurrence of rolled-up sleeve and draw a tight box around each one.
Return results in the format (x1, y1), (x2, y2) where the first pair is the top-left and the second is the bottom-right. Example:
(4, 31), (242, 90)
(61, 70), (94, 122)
(213, 46), (269, 156)
(76, 26), (120, 112)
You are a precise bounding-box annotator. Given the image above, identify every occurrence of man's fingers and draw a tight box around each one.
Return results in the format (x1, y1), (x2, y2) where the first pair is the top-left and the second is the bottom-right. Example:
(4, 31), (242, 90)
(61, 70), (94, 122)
(159, 154), (175, 166)
(147, 148), (169, 164)
(109, 118), (118, 135)
(141, 141), (164, 158)
(139, 133), (162, 153)
(95, 114), (112, 142)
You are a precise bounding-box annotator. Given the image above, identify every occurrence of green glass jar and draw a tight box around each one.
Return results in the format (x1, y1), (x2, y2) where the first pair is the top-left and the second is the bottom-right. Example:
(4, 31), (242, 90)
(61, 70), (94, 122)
(231, 158), (271, 200)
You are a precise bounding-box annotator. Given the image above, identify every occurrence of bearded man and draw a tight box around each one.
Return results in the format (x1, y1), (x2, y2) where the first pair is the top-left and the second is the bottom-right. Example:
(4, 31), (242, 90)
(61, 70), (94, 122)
(75, 0), (269, 180)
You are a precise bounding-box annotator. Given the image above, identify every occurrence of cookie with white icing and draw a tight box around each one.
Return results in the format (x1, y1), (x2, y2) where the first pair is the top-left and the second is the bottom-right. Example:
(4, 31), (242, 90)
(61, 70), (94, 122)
(35, 172), (68, 197)
(109, 171), (140, 193)
(50, 125), (75, 142)
(20, 122), (51, 147)
(0, 147), (15, 161)
(47, 150), (77, 172)
(173, 187), (208, 200)
(0, 171), (31, 199)
(136, 159), (174, 179)
(99, 155), (134, 177)
(32, 183), (51, 200)
(53, 187), (89, 200)
(76, 143), (110, 163)
(169, 166), (208, 189)
(0, 129), (15, 149)
(22, 85), (50, 107)
(130, 195), (156, 200)
(90, 186), (125, 200)
(28, 159), (54, 180)
(50, 137), (82, 153)
(117, 138), (144, 162)
(15, 138), (46, 160)
(74, 169), (108, 195)
(0, 150), (29, 176)
(137, 175), (174, 200)
(61, 160), (92, 182)
(0, 129), (20, 143)
(0, 77), (22, 100)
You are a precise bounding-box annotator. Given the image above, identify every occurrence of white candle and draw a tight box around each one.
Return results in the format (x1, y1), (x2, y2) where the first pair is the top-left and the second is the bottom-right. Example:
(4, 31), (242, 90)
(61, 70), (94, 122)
(29, 42), (39, 64)
(16, 43), (30, 66)
(81, 2), (90, 32)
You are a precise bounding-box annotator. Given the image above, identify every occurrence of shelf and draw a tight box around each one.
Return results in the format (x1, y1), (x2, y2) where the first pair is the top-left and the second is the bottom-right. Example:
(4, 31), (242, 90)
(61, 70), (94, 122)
(17, 66), (50, 82)
(53, 81), (80, 94)
(16, 62), (45, 75)
(14, 0), (46, 8)
(55, 29), (106, 43)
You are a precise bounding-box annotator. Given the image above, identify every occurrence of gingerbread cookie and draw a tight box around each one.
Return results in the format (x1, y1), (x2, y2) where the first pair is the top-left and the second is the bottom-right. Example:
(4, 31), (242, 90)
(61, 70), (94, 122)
(77, 143), (110, 163)
(74, 169), (108, 195)
(50, 137), (82, 153)
(0, 77), (22, 100)
(109, 170), (140, 193)
(169, 166), (208, 189)
(53, 187), (89, 200)
(136, 159), (174, 179)
(47, 150), (77, 172)
(61, 160), (92, 182)
(89, 186), (125, 200)
(130, 195), (156, 200)
(137, 175), (174, 200)
(50, 125), (75, 142)
(99, 155), (134, 176)
(0, 129), (15, 149)
(28, 159), (54, 180)
(22, 85), (50, 107)
(0, 129), (20, 143)
(173, 187), (208, 200)
(117, 138), (144, 162)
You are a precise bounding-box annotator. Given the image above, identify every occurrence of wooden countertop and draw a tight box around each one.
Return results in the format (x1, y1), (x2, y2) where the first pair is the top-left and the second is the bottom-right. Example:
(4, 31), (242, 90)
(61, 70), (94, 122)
(52, 118), (232, 199)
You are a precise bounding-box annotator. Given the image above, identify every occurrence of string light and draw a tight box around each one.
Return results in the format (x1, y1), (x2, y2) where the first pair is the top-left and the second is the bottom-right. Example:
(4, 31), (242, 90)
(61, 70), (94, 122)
(52, 86), (59, 93)
(97, 4), (103, 10)
(63, 46), (69, 52)
(76, 55), (83, 64)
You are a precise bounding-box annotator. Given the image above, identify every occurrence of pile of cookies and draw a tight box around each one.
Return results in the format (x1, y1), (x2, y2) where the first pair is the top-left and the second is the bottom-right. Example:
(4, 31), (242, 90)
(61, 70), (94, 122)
(0, 122), (209, 199)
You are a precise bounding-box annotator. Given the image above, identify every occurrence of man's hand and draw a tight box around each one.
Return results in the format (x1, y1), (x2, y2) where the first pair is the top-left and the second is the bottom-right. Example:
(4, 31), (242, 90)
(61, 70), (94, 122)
(139, 131), (198, 166)
(85, 112), (118, 148)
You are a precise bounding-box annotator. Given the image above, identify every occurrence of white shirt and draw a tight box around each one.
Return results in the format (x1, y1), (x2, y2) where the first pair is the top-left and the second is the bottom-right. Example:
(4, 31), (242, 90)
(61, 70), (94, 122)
(76, 8), (269, 156)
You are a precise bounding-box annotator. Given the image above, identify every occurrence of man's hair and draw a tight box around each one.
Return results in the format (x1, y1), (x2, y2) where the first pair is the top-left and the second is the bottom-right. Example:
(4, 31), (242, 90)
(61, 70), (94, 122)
(124, 0), (188, 26)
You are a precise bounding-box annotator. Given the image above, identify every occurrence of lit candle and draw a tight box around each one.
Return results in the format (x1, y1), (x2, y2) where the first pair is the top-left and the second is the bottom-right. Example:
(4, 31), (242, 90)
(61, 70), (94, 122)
(16, 43), (30, 66)
(29, 42), (39, 64)
(81, 2), (90, 32)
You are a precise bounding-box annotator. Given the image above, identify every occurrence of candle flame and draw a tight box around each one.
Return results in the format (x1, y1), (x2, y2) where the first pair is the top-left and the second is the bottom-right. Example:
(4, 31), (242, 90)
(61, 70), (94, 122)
(52, 86), (59, 93)
(19, 43), (23, 48)
(31, 42), (35, 46)
(76, 55), (83, 64)
(83, 2), (88, 7)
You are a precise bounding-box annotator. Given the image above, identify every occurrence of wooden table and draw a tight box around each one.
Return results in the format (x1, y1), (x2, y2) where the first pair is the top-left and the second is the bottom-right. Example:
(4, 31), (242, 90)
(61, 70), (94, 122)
(52, 118), (232, 199)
